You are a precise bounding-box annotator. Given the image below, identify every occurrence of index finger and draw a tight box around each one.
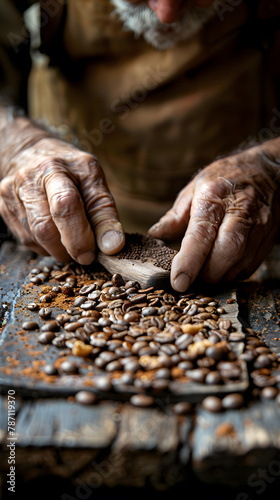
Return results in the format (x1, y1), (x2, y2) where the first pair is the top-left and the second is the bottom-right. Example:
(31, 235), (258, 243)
(170, 181), (227, 291)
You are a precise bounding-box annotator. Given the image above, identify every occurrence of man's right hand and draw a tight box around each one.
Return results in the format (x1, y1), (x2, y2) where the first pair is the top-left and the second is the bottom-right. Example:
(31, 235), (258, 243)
(0, 133), (125, 264)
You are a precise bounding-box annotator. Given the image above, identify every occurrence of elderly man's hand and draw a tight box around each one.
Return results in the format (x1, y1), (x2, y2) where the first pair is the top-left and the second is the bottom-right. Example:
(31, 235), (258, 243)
(0, 137), (125, 264)
(149, 142), (280, 291)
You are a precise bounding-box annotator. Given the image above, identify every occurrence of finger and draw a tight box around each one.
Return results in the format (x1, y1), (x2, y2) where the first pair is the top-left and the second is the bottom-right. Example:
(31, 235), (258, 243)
(170, 181), (228, 292)
(39, 163), (96, 264)
(199, 205), (254, 284)
(223, 211), (275, 282)
(78, 158), (125, 255)
(0, 177), (47, 255)
(148, 180), (194, 241)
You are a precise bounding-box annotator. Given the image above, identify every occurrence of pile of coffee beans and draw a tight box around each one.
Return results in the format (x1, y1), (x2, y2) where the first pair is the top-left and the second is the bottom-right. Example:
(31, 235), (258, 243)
(22, 260), (280, 410)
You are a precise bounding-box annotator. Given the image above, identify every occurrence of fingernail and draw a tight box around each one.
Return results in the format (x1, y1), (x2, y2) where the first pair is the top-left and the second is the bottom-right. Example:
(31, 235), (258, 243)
(77, 251), (95, 265)
(101, 230), (124, 251)
(173, 272), (190, 292)
(149, 222), (162, 233)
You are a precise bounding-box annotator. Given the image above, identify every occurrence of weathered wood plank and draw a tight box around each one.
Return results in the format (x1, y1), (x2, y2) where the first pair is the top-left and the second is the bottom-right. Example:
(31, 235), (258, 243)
(15, 399), (119, 448)
(107, 404), (191, 489)
(192, 400), (280, 486)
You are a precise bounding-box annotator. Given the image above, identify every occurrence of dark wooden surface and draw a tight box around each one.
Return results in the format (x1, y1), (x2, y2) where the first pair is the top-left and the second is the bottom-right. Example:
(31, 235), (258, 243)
(0, 240), (280, 500)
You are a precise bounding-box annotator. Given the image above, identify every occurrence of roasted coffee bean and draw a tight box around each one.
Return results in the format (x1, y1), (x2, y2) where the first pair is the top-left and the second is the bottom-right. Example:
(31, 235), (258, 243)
(261, 386), (278, 399)
(38, 331), (55, 344)
(39, 293), (54, 303)
(95, 376), (112, 392)
(111, 273), (125, 287)
(22, 321), (39, 330)
(27, 302), (39, 311)
(56, 313), (71, 325)
(186, 368), (210, 383)
(205, 345), (227, 362)
(202, 396), (223, 413)
(253, 354), (272, 369)
(205, 371), (222, 385)
(79, 283), (96, 295)
(228, 332), (246, 342)
(240, 349), (258, 362)
(73, 296), (87, 307)
(222, 393), (244, 410)
(130, 394), (155, 407)
(29, 276), (43, 285)
(39, 307), (52, 320)
(172, 402), (192, 415)
(175, 333), (192, 350)
(142, 306), (158, 316)
(197, 357), (216, 369)
(106, 360), (123, 372)
(52, 335), (66, 347)
(41, 320), (59, 332)
(159, 344), (178, 356)
(154, 368), (171, 379)
(43, 364), (58, 376)
(75, 390), (98, 405)
(60, 360), (79, 374)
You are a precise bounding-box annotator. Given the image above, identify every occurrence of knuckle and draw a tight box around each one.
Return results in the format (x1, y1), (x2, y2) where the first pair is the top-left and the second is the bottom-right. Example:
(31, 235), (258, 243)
(51, 190), (82, 218)
(189, 220), (217, 243)
(31, 216), (56, 243)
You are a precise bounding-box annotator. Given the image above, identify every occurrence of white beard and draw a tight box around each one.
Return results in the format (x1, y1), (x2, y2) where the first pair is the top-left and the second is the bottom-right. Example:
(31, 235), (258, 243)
(110, 0), (220, 51)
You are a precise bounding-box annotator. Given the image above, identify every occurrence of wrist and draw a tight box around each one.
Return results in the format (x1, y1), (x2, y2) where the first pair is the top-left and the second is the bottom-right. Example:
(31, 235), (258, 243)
(0, 113), (52, 179)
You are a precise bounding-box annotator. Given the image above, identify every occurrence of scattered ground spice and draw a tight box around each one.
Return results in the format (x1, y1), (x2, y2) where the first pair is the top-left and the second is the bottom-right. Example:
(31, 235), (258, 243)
(215, 422), (236, 438)
(117, 233), (177, 271)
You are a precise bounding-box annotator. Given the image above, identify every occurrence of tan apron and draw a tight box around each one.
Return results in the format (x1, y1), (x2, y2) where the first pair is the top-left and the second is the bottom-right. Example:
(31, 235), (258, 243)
(28, 0), (279, 233)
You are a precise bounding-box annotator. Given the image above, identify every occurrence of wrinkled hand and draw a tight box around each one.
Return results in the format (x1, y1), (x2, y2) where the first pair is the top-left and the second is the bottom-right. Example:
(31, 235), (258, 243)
(149, 145), (280, 291)
(0, 137), (125, 264)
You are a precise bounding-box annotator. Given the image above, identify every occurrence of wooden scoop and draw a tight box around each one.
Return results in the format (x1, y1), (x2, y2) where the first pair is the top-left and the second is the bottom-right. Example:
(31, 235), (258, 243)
(96, 234), (177, 289)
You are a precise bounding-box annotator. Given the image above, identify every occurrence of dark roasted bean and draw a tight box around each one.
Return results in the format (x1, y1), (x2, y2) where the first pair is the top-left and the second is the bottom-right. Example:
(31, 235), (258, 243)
(27, 302), (39, 311)
(43, 364), (58, 376)
(60, 360), (79, 374)
(172, 401), (192, 415)
(202, 396), (223, 412)
(22, 321), (39, 330)
(75, 391), (98, 405)
(130, 394), (154, 407)
(39, 307), (52, 320)
(38, 331), (55, 344)
(41, 320), (59, 332)
(222, 393), (244, 410)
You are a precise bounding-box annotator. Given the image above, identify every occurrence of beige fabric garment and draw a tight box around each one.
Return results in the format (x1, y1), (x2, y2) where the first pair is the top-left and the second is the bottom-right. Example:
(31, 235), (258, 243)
(28, 0), (274, 233)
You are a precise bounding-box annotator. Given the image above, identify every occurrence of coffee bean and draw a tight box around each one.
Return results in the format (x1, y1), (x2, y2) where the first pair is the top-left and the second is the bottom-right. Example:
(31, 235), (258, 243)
(202, 396), (223, 413)
(205, 371), (222, 385)
(261, 386), (278, 399)
(253, 354), (272, 369)
(39, 307), (52, 320)
(75, 390), (98, 405)
(206, 345), (226, 362)
(52, 335), (66, 347)
(106, 360), (123, 372)
(95, 376), (112, 392)
(60, 360), (79, 374)
(22, 321), (39, 330)
(27, 302), (39, 311)
(40, 320), (59, 332)
(186, 368), (210, 383)
(172, 402), (192, 415)
(38, 331), (55, 344)
(222, 393), (244, 410)
(43, 364), (58, 376)
(130, 394), (155, 407)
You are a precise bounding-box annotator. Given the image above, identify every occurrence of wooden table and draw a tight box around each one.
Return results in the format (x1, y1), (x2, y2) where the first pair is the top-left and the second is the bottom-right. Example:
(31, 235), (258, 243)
(0, 239), (280, 500)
